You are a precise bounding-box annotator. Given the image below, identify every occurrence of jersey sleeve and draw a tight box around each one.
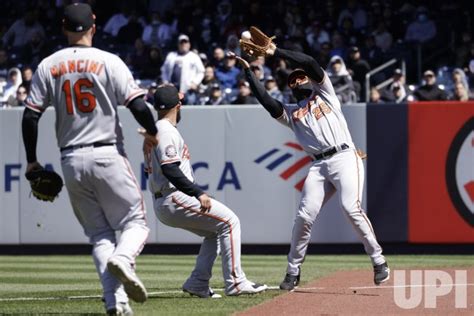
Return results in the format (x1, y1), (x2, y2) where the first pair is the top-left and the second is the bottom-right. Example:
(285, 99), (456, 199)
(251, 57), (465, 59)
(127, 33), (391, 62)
(155, 131), (181, 166)
(111, 56), (146, 106)
(276, 105), (292, 129)
(25, 63), (50, 113)
(312, 71), (341, 110)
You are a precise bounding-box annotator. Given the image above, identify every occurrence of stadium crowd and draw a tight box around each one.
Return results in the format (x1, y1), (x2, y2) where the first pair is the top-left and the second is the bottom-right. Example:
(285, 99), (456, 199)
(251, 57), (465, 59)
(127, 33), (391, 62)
(0, 0), (473, 107)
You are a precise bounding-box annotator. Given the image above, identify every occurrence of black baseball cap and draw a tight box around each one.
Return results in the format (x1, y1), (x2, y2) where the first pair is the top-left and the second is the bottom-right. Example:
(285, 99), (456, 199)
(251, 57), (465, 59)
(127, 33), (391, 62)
(287, 68), (308, 87)
(63, 3), (95, 33)
(154, 85), (180, 110)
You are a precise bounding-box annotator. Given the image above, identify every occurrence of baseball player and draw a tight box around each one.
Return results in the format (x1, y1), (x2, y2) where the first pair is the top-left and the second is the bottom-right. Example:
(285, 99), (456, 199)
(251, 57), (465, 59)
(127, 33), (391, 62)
(144, 84), (267, 297)
(231, 40), (389, 290)
(21, 4), (158, 314)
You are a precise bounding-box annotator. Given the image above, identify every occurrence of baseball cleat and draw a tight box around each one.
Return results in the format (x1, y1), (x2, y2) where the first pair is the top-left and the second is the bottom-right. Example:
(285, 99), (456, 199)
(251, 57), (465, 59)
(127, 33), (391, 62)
(226, 281), (268, 296)
(182, 285), (222, 298)
(107, 257), (148, 303)
(279, 269), (301, 291)
(106, 302), (133, 316)
(374, 262), (390, 285)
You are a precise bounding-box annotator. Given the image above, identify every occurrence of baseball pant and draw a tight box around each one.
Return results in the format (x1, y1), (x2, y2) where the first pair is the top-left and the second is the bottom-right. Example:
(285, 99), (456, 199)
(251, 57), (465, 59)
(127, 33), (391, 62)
(153, 190), (247, 294)
(287, 149), (385, 275)
(61, 145), (149, 309)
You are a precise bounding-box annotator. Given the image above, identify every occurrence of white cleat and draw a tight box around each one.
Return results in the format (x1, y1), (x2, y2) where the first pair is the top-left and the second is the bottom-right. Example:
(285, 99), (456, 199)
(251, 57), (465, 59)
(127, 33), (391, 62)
(107, 257), (148, 303)
(226, 281), (268, 296)
(182, 285), (222, 298)
(106, 302), (133, 315)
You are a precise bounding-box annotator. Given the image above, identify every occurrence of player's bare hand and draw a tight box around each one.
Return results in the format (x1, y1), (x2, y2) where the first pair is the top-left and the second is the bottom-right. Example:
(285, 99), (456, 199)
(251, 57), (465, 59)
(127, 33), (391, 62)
(198, 193), (212, 212)
(26, 161), (43, 174)
(228, 52), (250, 69)
(138, 128), (159, 173)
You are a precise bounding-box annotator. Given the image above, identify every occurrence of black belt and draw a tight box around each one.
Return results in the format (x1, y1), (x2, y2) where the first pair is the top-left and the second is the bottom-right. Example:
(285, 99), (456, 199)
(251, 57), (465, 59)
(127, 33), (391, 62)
(60, 142), (114, 152)
(154, 189), (177, 199)
(313, 143), (349, 160)
(154, 192), (163, 199)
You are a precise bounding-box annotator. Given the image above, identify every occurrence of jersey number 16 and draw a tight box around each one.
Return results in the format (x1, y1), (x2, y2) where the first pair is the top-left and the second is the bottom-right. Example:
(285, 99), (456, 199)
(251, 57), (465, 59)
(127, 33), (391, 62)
(62, 78), (96, 114)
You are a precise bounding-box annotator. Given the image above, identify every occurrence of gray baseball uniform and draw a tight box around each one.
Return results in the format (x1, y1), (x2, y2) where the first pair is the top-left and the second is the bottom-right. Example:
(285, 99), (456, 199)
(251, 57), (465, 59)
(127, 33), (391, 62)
(278, 72), (385, 275)
(26, 46), (149, 308)
(148, 119), (250, 295)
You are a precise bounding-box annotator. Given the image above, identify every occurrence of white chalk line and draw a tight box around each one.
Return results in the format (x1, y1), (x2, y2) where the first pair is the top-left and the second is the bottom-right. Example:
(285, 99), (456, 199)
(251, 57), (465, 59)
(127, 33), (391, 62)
(3, 284), (472, 302)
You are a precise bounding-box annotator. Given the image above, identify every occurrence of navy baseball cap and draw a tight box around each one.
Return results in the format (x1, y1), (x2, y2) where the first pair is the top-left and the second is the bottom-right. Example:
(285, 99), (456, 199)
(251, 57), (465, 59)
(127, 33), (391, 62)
(154, 85), (180, 110)
(63, 3), (95, 33)
(287, 68), (308, 87)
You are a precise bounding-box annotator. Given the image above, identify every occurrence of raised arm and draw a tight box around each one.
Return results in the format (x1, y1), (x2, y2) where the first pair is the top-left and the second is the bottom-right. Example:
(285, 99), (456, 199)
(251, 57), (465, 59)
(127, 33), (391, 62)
(272, 48), (325, 83)
(232, 53), (284, 118)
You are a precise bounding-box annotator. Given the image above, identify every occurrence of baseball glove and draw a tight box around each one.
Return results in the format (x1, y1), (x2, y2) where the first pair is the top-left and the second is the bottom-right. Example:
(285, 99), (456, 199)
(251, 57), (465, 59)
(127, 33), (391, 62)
(239, 26), (276, 57)
(25, 169), (63, 202)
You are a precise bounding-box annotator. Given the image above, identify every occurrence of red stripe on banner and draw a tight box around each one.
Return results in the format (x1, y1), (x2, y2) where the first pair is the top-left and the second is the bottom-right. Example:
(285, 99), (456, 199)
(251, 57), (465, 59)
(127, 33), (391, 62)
(284, 142), (304, 151)
(294, 177), (306, 191)
(280, 156), (312, 180)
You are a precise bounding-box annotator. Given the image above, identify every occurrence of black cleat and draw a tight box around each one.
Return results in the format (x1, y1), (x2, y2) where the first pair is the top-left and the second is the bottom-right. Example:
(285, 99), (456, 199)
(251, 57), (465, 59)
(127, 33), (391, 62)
(374, 262), (390, 285)
(279, 270), (301, 291)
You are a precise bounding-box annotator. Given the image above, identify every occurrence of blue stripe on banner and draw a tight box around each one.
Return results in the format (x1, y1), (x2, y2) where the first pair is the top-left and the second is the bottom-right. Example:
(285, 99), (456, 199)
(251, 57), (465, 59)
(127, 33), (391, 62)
(367, 102), (409, 242)
(254, 148), (279, 163)
(266, 153), (293, 170)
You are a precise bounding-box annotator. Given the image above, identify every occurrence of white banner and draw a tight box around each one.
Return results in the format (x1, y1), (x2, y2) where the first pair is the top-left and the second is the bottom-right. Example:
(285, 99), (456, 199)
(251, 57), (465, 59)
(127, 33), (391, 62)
(0, 105), (367, 244)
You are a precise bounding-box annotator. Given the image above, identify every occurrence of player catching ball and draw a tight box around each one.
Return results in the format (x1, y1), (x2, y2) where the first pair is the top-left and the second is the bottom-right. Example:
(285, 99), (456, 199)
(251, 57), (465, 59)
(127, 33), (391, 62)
(143, 84), (267, 298)
(22, 4), (158, 314)
(233, 27), (390, 291)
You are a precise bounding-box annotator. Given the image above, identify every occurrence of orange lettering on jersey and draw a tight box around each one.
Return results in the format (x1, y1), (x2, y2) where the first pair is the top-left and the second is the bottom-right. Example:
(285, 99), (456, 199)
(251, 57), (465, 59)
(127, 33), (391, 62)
(292, 107), (309, 120)
(88, 60), (98, 74)
(59, 62), (68, 76)
(77, 60), (85, 72)
(312, 99), (332, 120)
(67, 60), (76, 73)
(84, 60), (90, 73)
(96, 63), (104, 76)
(182, 144), (191, 160)
(50, 66), (59, 78)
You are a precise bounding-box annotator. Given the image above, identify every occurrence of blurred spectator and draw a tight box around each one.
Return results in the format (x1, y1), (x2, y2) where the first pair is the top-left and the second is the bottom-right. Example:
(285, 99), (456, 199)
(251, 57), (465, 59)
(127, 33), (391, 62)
(127, 38), (150, 77)
(117, 10), (144, 46)
(450, 82), (469, 101)
(346, 46), (370, 100)
(2, 9), (45, 49)
(372, 20), (392, 52)
(21, 30), (49, 68)
(144, 82), (158, 104)
(330, 32), (347, 59)
(413, 70), (447, 101)
(305, 21), (330, 53)
(211, 47), (225, 68)
(141, 11), (177, 49)
(369, 87), (383, 103)
(232, 81), (258, 105)
(5, 83), (28, 107)
(141, 45), (163, 80)
(382, 68), (410, 102)
(264, 76), (284, 102)
(361, 35), (383, 67)
(317, 42), (332, 69)
(404, 7), (437, 44)
(103, 5), (131, 37)
(205, 83), (225, 105)
(337, 0), (367, 31)
(326, 56), (357, 104)
(215, 53), (240, 93)
(225, 34), (241, 55)
(160, 34), (205, 94)
(0, 67), (22, 104)
(389, 82), (408, 103)
(445, 68), (469, 100)
(255, 56), (272, 79)
(339, 17), (359, 46)
(198, 52), (209, 67)
(198, 66), (219, 104)
(0, 48), (10, 80)
(21, 66), (33, 91)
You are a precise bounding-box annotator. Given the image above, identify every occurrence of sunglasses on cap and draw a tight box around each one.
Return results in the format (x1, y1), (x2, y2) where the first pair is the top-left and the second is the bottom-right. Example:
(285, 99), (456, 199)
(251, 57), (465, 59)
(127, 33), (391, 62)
(289, 74), (309, 89)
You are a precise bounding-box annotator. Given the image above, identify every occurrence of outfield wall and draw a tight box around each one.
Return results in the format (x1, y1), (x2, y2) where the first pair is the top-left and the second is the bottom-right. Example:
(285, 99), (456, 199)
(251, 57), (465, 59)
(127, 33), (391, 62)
(0, 102), (472, 245)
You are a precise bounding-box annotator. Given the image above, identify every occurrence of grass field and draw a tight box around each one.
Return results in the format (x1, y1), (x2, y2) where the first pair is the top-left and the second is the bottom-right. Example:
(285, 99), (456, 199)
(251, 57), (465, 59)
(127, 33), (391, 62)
(0, 254), (472, 315)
